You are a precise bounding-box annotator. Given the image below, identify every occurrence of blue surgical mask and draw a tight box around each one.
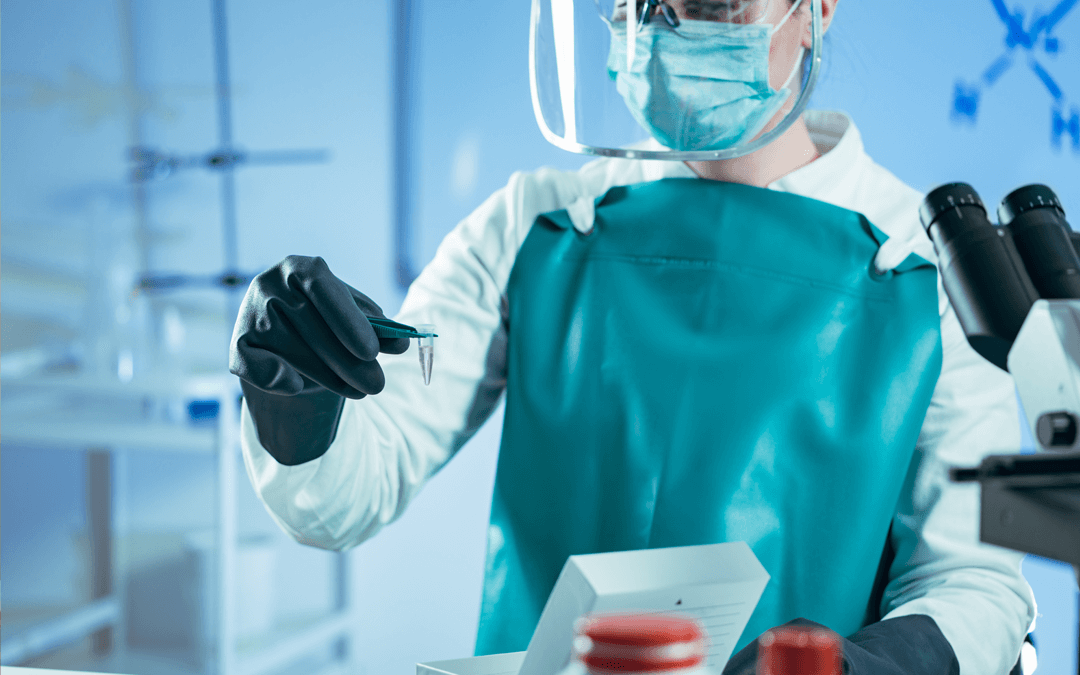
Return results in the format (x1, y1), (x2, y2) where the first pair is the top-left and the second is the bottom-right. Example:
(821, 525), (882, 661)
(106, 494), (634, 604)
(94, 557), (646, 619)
(606, 2), (804, 152)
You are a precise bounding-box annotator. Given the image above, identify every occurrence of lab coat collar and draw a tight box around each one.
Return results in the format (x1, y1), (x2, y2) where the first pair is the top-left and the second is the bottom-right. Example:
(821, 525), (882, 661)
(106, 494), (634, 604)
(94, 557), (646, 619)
(768, 110), (864, 200)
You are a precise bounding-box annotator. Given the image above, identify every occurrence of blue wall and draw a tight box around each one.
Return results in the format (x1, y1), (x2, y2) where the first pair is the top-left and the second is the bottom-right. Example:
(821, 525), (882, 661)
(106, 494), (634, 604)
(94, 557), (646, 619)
(2, 1), (1077, 674)
(809, 1), (1079, 209)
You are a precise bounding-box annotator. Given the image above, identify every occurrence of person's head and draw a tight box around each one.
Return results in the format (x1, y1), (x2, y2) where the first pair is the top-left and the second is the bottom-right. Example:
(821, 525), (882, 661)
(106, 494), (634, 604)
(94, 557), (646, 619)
(629, 0), (839, 91)
(646, 0), (841, 150)
(532, 0), (841, 162)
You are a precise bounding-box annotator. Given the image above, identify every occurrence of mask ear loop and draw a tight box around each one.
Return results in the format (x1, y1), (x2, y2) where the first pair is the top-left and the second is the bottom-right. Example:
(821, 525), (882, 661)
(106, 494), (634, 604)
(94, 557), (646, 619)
(732, 44), (807, 145)
(769, 0), (804, 34)
(769, 0), (807, 94)
(779, 46), (805, 91)
(627, 0), (637, 69)
(733, 1), (809, 146)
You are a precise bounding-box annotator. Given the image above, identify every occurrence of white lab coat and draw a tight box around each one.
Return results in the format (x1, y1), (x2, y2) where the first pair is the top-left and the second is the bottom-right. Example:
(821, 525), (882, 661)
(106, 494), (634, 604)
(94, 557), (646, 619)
(241, 111), (1036, 674)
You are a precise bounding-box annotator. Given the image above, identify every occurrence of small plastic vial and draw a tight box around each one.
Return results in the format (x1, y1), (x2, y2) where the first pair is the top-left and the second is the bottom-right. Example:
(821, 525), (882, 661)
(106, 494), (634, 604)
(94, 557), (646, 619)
(757, 626), (842, 675)
(561, 613), (710, 675)
(414, 323), (436, 385)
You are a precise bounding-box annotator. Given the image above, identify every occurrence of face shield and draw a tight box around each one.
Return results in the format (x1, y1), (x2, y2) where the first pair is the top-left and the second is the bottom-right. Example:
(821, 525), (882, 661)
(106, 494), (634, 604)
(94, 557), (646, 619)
(529, 0), (824, 160)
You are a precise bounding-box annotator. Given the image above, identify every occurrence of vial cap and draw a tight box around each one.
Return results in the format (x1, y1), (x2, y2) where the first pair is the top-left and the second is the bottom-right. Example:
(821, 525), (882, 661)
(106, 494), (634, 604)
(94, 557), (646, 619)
(758, 626), (842, 675)
(575, 614), (706, 674)
(578, 614), (704, 646)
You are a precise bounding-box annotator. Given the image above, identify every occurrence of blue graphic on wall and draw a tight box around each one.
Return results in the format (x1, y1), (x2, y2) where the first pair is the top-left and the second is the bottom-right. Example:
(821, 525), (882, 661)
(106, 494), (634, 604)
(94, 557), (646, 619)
(952, 0), (1079, 152)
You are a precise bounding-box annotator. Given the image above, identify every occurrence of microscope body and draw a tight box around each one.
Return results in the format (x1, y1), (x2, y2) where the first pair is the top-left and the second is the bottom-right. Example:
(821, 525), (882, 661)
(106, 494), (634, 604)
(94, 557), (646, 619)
(920, 183), (1080, 581)
(1010, 299), (1080, 453)
(977, 299), (1080, 572)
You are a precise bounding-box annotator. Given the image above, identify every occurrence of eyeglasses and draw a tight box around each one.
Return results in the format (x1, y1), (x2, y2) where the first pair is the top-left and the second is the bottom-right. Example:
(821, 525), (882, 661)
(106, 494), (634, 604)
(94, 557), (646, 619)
(636, 0), (681, 28)
(610, 0), (775, 27)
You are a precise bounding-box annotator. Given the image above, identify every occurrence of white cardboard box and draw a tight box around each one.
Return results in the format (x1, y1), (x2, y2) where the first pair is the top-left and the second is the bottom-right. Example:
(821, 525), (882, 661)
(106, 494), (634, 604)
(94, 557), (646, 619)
(417, 652), (526, 675)
(417, 542), (768, 675)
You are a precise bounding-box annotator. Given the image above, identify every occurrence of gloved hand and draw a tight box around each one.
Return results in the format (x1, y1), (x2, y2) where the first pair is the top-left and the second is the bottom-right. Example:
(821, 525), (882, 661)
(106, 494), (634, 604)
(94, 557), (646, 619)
(230, 255), (410, 465)
(721, 615), (959, 675)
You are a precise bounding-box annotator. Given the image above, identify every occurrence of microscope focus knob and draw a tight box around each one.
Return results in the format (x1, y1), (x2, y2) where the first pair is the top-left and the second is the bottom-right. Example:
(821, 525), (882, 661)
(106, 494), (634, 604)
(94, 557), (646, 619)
(1036, 411), (1078, 449)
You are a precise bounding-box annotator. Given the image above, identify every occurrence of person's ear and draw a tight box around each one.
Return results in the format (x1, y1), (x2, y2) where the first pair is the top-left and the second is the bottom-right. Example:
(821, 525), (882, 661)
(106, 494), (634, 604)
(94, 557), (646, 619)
(801, 0), (838, 50)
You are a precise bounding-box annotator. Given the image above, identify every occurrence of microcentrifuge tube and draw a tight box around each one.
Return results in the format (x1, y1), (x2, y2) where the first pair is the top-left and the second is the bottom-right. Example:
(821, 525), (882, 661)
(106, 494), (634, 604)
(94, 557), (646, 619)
(415, 324), (436, 385)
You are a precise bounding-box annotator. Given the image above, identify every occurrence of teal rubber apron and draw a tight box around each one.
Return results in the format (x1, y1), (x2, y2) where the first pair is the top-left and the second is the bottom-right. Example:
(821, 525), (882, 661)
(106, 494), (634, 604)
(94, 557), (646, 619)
(475, 178), (942, 656)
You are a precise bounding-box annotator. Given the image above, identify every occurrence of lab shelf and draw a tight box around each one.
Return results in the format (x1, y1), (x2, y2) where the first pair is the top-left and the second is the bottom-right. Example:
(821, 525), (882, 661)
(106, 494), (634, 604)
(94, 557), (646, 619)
(2, 373), (230, 453)
(4, 646), (206, 675)
(2, 418), (217, 454)
(1, 373), (235, 671)
(0, 598), (121, 667)
(3, 372), (236, 400)
(3, 667), (123, 675)
(1, 372), (357, 674)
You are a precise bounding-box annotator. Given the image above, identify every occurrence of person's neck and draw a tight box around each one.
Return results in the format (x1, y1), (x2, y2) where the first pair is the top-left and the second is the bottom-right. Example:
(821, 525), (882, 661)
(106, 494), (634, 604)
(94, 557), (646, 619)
(684, 116), (821, 187)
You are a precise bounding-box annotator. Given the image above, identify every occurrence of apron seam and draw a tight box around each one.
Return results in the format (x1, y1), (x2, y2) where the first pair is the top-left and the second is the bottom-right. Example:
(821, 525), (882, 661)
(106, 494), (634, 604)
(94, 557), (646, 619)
(571, 253), (898, 303)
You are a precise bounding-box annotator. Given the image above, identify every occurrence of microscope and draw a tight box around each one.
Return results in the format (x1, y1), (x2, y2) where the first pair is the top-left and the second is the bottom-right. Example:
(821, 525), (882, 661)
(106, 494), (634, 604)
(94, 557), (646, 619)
(919, 183), (1080, 665)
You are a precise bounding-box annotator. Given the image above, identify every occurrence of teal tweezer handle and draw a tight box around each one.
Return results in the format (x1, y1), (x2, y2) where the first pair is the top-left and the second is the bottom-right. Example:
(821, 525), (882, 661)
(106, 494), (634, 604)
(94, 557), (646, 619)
(368, 317), (437, 339)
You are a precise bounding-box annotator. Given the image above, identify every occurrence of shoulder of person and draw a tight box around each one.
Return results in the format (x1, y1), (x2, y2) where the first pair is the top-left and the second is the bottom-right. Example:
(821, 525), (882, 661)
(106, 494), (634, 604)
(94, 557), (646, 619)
(483, 156), (659, 243)
(504, 156), (655, 209)
(852, 157), (953, 317)
(850, 158), (927, 250)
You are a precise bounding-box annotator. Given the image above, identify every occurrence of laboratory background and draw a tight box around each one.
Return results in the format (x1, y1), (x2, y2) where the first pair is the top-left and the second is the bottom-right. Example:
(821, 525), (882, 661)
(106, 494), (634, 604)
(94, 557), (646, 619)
(1, 1), (1078, 674)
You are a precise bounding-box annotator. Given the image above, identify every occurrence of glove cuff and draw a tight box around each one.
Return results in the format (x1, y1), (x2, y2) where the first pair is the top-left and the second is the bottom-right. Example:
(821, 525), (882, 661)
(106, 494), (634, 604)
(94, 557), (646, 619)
(240, 379), (346, 466)
(843, 614), (959, 675)
(721, 615), (959, 675)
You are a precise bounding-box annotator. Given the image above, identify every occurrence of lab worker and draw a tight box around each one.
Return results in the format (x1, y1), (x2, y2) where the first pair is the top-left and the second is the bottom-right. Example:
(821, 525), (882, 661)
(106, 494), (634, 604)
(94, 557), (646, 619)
(230, 0), (1036, 673)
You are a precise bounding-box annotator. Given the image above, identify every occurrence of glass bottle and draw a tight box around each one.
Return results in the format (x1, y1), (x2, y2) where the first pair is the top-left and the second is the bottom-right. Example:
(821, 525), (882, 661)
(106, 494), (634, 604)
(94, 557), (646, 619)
(757, 625), (842, 675)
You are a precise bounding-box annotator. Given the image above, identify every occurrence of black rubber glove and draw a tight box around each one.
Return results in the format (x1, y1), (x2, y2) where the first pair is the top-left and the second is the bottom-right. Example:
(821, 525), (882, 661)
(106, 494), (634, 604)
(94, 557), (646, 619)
(722, 615), (959, 675)
(230, 255), (410, 466)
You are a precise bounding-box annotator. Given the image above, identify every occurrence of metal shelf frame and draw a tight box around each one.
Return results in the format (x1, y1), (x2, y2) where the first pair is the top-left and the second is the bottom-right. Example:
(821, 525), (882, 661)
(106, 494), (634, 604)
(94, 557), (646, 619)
(3, 0), (356, 669)
(0, 374), (355, 675)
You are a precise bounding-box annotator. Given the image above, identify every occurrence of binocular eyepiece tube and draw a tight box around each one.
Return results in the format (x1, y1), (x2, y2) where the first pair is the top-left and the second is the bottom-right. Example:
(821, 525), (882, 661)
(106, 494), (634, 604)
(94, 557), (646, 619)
(919, 183), (1080, 371)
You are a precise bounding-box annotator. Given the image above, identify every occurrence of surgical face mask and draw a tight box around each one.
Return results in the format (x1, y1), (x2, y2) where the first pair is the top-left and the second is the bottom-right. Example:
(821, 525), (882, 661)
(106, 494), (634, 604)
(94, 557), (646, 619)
(606, 0), (805, 152)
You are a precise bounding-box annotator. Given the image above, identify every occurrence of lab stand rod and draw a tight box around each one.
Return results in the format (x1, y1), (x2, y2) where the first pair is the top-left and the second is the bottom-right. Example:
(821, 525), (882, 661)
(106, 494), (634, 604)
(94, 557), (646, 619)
(0, 596), (121, 666)
(392, 0), (420, 289)
(333, 551), (352, 664)
(1, 418), (217, 454)
(118, 0), (152, 275)
(2, 372), (234, 399)
(216, 385), (241, 675)
(211, 0), (239, 276)
(210, 0), (247, 329)
(219, 172), (241, 278)
(211, 0), (235, 155)
(87, 450), (114, 655)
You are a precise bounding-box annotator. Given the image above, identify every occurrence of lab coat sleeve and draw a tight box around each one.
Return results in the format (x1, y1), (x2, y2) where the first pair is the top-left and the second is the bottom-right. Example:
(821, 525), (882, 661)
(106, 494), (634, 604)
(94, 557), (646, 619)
(880, 299), (1037, 675)
(240, 167), (593, 551)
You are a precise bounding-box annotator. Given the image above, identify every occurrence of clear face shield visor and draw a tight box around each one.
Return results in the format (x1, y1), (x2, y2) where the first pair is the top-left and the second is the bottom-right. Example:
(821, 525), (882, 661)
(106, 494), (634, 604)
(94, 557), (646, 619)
(529, 0), (824, 160)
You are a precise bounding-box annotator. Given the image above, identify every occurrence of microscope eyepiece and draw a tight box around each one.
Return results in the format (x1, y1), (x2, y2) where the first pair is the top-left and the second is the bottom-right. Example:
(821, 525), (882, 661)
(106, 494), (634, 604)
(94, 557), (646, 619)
(918, 182), (986, 232)
(920, 183), (1039, 371)
(997, 184), (1065, 225)
(996, 184), (1080, 300)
